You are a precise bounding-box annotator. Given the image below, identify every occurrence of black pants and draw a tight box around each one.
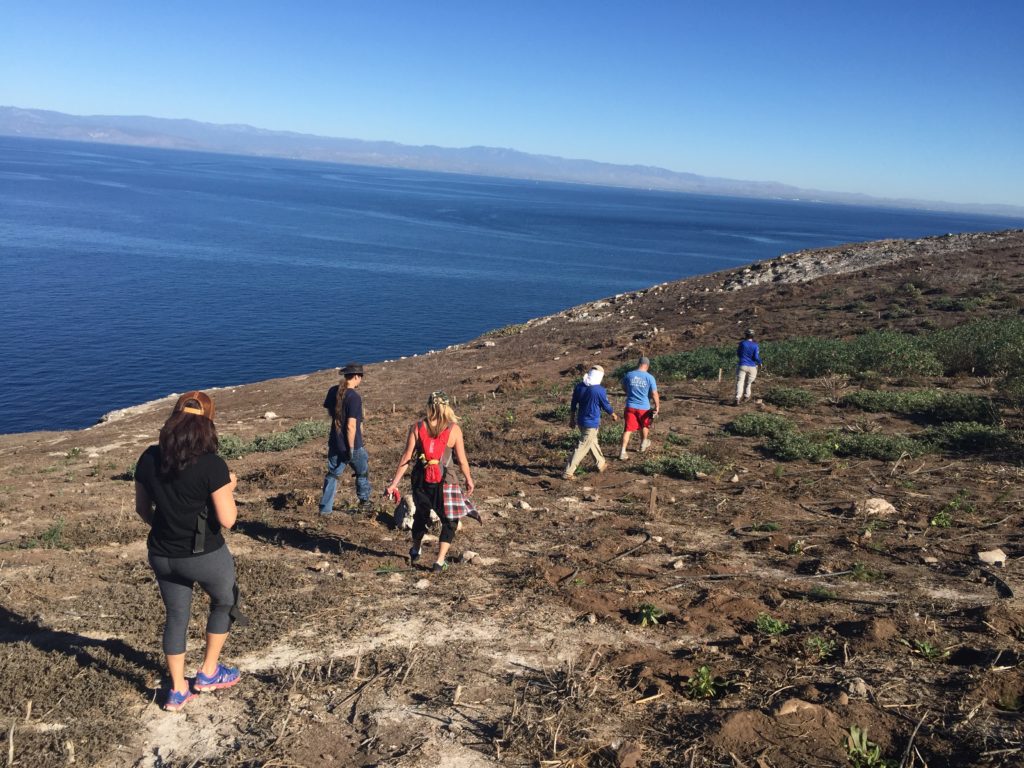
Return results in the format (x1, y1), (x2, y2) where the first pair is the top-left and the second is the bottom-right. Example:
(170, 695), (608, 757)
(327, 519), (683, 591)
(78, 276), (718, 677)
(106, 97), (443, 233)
(411, 475), (457, 545)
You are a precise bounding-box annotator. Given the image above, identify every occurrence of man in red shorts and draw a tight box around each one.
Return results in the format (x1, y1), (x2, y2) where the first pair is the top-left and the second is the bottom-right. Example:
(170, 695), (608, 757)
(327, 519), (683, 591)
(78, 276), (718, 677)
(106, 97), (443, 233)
(619, 356), (660, 460)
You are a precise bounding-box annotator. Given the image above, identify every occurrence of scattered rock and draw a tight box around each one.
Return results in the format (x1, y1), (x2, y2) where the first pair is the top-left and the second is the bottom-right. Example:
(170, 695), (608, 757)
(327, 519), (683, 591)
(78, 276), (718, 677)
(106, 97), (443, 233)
(775, 698), (822, 717)
(616, 740), (643, 768)
(387, 572), (403, 583)
(857, 498), (897, 516)
(482, 341), (496, 347)
(836, 692), (850, 706)
(978, 548), (1007, 567)
(461, 550), (479, 563)
(921, 555), (939, 565)
(415, 579), (431, 590)
(730, 473), (740, 483)
(582, 492), (598, 502)
(261, 411), (278, 420)
(474, 556), (500, 567)
(312, 560), (331, 573)
(672, 559), (685, 570)
(518, 500), (532, 510)
(847, 678), (869, 698)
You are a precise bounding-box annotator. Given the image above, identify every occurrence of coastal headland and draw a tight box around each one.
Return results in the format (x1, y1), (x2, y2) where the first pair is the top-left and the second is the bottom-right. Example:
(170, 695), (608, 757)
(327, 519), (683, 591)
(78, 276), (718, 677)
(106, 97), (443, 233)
(1, 230), (1022, 767)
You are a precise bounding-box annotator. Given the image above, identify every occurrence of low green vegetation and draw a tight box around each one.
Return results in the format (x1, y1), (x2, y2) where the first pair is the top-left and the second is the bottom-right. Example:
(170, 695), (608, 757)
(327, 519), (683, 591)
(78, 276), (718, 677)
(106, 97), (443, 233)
(842, 389), (999, 424)
(639, 317), (1024, 381)
(17, 518), (68, 550)
(755, 613), (789, 636)
(847, 725), (895, 768)
(763, 386), (816, 409)
(902, 638), (948, 661)
(634, 604), (665, 627)
(685, 665), (728, 700)
(726, 412), (794, 438)
(806, 635), (836, 660)
(218, 420), (329, 459)
(639, 450), (715, 480)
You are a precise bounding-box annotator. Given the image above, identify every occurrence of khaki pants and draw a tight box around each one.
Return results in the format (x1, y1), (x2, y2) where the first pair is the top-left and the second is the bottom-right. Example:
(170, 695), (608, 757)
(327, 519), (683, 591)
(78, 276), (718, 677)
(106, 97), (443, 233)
(736, 365), (758, 401)
(564, 428), (605, 476)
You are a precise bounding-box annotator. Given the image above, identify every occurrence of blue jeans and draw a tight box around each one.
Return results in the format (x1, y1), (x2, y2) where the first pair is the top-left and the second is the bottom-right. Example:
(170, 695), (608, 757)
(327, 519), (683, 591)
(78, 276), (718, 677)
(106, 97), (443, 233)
(319, 447), (371, 514)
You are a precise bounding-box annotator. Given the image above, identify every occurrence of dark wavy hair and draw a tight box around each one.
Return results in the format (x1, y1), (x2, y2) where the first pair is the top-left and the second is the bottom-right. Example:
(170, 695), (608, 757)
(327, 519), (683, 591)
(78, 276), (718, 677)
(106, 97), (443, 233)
(158, 411), (219, 478)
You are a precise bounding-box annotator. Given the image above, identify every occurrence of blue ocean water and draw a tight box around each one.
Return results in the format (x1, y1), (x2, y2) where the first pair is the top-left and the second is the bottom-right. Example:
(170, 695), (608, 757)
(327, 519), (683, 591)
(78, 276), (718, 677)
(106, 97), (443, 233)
(1, 136), (1021, 435)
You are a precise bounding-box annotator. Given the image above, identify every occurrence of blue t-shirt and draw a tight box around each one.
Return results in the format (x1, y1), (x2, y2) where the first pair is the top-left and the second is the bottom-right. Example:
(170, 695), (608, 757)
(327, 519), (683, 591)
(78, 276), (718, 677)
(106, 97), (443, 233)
(570, 382), (614, 429)
(622, 370), (658, 410)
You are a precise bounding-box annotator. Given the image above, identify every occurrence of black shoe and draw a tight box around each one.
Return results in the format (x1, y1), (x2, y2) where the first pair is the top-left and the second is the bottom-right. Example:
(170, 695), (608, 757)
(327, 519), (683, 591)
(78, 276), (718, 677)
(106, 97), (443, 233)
(409, 547), (421, 566)
(431, 561), (449, 574)
(357, 499), (374, 514)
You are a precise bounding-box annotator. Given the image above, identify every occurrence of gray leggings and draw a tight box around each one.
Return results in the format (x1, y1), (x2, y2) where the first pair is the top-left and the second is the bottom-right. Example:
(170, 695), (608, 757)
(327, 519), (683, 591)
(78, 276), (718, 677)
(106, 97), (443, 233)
(149, 545), (236, 655)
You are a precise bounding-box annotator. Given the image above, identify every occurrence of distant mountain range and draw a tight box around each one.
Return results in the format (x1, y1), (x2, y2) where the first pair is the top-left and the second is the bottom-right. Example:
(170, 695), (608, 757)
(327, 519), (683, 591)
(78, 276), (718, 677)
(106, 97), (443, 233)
(2, 106), (1021, 218)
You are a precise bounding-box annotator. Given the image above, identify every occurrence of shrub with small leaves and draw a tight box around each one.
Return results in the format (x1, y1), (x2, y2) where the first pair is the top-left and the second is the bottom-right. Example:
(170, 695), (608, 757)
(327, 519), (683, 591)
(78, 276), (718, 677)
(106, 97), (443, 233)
(755, 613), (789, 636)
(763, 386), (816, 409)
(726, 412), (794, 439)
(806, 635), (836, 660)
(639, 451), (715, 480)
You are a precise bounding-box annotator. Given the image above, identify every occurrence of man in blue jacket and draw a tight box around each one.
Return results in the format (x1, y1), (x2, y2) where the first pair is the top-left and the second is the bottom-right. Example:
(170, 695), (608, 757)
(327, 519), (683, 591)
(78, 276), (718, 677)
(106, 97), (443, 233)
(563, 365), (618, 480)
(735, 329), (762, 405)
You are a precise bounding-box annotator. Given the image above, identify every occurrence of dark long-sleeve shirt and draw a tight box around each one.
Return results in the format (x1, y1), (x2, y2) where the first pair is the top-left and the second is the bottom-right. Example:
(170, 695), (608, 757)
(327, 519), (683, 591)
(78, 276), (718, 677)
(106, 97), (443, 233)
(570, 382), (614, 429)
(737, 339), (762, 367)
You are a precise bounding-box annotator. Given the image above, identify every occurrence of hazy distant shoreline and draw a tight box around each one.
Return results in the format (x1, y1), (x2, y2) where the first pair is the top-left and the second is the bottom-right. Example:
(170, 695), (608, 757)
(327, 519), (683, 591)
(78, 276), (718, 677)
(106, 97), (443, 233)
(3, 105), (1022, 219)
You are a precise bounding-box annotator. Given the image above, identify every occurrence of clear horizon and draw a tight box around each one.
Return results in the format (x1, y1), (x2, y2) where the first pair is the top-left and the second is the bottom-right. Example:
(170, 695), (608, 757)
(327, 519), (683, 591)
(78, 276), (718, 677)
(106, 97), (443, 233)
(2, 1), (1022, 207)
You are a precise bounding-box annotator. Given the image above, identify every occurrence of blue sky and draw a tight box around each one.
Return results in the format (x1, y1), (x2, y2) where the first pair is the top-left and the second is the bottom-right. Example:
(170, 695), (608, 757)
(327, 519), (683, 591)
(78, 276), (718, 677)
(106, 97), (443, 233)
(2, 1), (1022, 206)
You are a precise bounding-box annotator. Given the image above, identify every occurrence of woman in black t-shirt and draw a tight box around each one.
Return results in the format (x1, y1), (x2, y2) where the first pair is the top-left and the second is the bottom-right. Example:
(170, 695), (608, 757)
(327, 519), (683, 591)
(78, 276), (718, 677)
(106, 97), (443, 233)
(135, 391), (241, 712)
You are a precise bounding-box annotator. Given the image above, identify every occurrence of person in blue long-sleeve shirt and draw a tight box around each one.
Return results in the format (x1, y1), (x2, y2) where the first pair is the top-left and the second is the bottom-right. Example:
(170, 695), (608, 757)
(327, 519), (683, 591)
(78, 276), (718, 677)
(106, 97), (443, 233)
(563, 365), (618, 479)
(735, 329), (762, 404)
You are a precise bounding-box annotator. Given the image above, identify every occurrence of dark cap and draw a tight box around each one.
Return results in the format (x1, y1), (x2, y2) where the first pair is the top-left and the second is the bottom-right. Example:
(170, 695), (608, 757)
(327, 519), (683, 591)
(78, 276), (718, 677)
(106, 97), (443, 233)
(340, 363), (364, 377)
(173, 391), (215, 420)
(744, 329), (755, 339)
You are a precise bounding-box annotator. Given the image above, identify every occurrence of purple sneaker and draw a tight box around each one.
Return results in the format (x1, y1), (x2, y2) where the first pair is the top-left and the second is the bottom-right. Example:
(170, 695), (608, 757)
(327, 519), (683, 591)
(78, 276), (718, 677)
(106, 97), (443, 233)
(163, 688), (194, 712)
(194, 663), (240, 692)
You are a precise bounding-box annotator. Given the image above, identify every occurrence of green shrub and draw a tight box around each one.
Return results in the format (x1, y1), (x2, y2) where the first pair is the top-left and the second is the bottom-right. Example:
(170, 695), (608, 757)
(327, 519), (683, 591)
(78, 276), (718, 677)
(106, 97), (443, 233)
(842, 389), (998, 425)
(640, 450), (715, 479)
(922, 421), (1017, 454)
(834, 432), (926, 461)
(841, 389), (942, 414)
(924, 393), (999, 425)
(641, 346), (734, 380)
(927, 318), (1024, 376)
(599, 422), (624, 446)
(219, 420), (329, 459)
(763, 386), (816, 409)
(725, 413), (794, 438)
(763, 431), (835, 462)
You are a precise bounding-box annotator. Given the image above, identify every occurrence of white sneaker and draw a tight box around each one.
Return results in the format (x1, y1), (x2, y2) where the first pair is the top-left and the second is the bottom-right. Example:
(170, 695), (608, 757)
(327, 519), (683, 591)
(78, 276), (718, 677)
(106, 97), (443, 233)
(619, 450), (628, 461)
(640, 439), (651, 453)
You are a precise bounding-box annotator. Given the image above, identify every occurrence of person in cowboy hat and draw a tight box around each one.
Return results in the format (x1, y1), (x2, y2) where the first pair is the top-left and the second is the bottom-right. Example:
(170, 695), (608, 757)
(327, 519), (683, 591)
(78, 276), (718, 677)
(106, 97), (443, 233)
(319, 363), (373, 515)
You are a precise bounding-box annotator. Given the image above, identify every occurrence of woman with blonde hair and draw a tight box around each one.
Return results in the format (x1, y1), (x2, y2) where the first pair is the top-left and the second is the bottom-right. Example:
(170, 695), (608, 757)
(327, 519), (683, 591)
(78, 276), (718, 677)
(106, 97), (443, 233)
(134, 391), (242, 712)
(386, 391), (475, 573)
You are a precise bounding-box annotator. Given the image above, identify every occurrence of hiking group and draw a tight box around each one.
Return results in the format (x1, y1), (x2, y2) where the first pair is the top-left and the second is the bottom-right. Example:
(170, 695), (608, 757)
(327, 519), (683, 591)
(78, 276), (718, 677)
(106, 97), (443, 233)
(134, 332), (760, 712)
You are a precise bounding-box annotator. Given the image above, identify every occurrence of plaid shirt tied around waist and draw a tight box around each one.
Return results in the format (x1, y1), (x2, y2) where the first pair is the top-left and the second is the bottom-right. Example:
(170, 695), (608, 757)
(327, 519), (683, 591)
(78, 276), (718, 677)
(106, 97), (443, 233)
(442, 483), (478, 522)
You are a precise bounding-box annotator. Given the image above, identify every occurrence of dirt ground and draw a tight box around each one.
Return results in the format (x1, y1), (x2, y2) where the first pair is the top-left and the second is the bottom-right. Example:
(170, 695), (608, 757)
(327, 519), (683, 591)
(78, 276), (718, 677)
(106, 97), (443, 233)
(1, 229), (1023, 767)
